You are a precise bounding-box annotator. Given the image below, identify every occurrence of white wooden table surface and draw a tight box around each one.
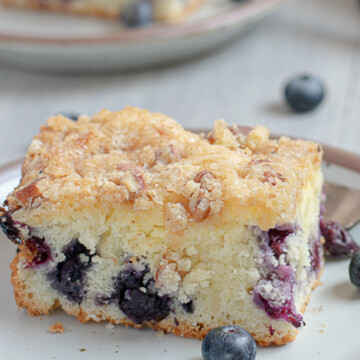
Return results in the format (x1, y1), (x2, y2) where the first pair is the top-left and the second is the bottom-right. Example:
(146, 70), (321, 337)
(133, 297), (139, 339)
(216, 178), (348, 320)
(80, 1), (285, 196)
(0, 0), (359, 167)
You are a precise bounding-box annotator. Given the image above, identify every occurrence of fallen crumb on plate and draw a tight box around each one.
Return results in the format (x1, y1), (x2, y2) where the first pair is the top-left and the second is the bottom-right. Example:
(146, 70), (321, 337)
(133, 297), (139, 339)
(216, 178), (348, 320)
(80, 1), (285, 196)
(106, 322), (115, 330)
(307, 306), (323, 316)
(38, 316), (42, 320)
(319, 329), (324, 333)
(79, 348), (86, 352)
(48, 322), (64, 333)
(156, 330), (165, 339)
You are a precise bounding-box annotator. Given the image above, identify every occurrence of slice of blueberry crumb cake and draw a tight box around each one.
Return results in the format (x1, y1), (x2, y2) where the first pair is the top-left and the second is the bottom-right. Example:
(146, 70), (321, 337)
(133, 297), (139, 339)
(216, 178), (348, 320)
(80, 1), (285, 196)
(0, 107), (324, 346)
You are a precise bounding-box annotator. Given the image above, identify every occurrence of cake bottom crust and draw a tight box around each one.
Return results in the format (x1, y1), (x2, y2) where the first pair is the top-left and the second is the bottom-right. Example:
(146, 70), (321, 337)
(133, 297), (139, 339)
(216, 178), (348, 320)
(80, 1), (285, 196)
(0, 0), (206, 21)
(10, 254), (322, 346)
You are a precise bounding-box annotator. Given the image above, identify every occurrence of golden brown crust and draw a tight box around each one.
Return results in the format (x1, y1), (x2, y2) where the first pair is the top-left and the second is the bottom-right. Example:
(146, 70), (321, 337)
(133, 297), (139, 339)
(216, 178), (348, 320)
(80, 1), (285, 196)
(0, 0), (206, 21)
(5, 107), (322, 232)
(256, 332), (297, 347)
(10, 253), (58, 316)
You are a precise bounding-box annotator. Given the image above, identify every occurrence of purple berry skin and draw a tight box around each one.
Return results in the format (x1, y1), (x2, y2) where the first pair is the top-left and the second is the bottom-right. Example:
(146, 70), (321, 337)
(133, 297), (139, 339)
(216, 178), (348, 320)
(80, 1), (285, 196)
(268, 227), (294, 259)
(320, 221), (359, 257)
(349, 251), (360, 288)
(96, 257), (172, 324)
(252, 225), (304, 328)
(48, 239), (93, 303)
(182, 300), (194, 313)
(121, 0), (153, 27)
(114, 268), (171, 324)
(202, 325), (257, 360)
(284, 74), (325, 112)
(25, 237), (52, 268)
(0, 213), (22, 245)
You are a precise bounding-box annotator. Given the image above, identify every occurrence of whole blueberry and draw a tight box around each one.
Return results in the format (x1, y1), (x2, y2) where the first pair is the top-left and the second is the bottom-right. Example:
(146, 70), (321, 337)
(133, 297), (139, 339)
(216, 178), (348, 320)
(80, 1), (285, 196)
(284, 74), (325, 112)
(349, 251), (360, 288)
(202, 325), (257, 360)
(48, 239), (93, 303)
(121, 1), (153, 28)
(63, 112), (80, 121)
(56, 112), (80, 121)
(320, 221), (359, 257)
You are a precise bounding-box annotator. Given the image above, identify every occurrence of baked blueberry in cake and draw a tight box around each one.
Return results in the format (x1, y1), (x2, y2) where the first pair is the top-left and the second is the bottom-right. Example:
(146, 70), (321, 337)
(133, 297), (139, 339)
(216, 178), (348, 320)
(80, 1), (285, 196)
(0, 107), (324, 346)
(0, 0), (207, 23)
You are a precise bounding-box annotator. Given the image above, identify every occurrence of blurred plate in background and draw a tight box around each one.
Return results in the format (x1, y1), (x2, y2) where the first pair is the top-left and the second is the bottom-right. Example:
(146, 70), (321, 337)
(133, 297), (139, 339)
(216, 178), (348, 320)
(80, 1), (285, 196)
(0, 0), (288, 73)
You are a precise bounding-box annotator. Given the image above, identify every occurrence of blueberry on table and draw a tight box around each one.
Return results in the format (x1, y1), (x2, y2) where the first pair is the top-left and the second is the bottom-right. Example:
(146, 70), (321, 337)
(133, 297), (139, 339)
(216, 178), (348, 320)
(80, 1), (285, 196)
(59, 112), (80, 121)
(284, 74), (325, 112)
(350, 251), (360, 288)
(121, 1), (153, 28)
(202, 325), (257, 360)
(320, 221), (359, 257)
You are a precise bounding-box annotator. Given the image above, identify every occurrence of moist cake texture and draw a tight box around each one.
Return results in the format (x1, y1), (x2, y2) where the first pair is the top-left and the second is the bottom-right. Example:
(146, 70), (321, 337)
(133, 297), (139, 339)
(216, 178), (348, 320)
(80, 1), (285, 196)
(0, 0), (206, 21)
(0, 107), (324, 346)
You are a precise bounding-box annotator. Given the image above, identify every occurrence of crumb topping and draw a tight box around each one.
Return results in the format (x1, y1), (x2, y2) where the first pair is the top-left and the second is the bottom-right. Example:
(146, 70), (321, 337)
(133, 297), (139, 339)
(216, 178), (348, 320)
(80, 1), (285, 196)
(48, 322), (64, 333)
(5, 107), (322, 228)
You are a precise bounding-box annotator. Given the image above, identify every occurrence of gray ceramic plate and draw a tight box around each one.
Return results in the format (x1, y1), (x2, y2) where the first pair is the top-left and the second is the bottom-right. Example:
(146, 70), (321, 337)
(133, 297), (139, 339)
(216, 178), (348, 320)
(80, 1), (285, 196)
(0, 146), (359, 359)
(0, 0), (288, 73)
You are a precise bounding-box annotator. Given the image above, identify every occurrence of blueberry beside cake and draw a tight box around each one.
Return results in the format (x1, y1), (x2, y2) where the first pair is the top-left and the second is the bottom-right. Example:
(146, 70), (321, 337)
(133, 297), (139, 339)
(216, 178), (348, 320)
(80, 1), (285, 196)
(0, 107), (324, 346)
(0, 0), (206, 22)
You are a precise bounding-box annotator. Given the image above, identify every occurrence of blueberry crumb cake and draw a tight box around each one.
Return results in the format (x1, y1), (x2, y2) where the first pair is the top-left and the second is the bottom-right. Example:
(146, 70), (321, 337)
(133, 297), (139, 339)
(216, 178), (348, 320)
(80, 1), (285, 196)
(0, 107), (324, 346)
(0, 0), (206, 22)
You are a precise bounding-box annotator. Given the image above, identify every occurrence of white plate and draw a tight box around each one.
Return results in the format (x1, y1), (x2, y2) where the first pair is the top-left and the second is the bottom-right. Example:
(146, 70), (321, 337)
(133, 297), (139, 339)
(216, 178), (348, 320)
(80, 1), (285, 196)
(0, 160), (359, 360)
(0, 0), (287, 73)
